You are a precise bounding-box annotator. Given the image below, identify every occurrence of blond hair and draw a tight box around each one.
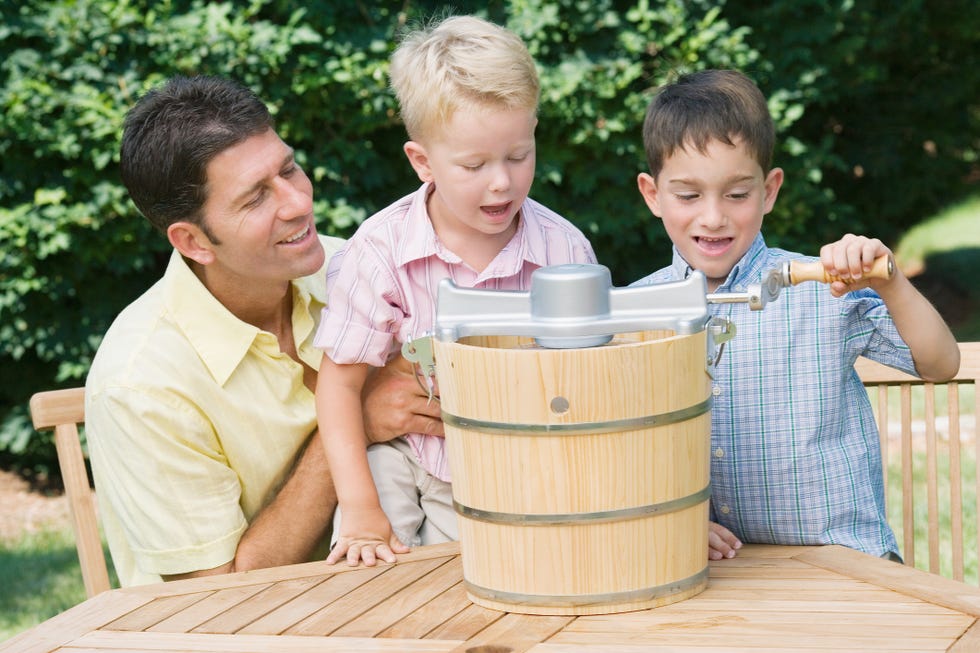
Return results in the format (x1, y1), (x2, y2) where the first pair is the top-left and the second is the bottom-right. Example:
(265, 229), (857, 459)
(389, 15), (539, 141)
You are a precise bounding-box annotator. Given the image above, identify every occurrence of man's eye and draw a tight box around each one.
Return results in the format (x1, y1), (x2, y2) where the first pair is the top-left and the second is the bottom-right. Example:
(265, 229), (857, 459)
(244, 190), (265, 209)
(282, 165), (298, 178)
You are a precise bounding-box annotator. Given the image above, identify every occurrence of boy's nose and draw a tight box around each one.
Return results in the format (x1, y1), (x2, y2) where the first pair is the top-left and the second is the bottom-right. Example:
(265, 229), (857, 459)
(488, 164), (511, 193)
(700, 199), (728, 229)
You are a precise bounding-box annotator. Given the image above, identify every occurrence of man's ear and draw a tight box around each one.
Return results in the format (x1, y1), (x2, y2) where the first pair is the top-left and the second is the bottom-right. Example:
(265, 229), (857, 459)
(403, 141), (434, 183)
(167, 222), (216, 266)
(637, 172), (663, 218)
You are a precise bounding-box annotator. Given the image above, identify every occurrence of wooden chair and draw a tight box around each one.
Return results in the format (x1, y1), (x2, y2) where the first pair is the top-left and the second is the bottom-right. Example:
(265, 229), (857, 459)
(28, 387), (111, 597)
(856, 342), (980, 584)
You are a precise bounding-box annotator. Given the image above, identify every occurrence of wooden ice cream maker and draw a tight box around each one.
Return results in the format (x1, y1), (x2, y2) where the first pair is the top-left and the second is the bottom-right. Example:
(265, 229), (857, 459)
(402, 256), (893, 616)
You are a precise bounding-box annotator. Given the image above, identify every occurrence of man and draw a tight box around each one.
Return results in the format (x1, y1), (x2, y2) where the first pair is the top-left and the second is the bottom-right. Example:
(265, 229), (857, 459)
(85, 75), (442, 586)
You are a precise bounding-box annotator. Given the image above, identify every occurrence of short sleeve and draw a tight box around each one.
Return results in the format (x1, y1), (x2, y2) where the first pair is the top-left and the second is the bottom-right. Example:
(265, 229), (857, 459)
(86, 384), (247, 576)
(313, 236), (406, 367)
(840, 288), (917, 376)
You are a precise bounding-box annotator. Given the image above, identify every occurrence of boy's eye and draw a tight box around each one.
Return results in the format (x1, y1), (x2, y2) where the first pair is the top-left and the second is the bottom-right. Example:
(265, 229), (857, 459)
(675, 193), (699, 201)
(729, 190), (750, 200)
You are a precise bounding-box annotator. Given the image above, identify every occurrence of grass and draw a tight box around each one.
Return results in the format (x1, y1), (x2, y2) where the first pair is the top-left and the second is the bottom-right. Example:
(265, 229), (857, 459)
(894, 195), (980, 273)
(0, 528), (90, 642)
(884, 442), (980, 585)
(895, 194), (980, 341)
(870, 381), (979, 585)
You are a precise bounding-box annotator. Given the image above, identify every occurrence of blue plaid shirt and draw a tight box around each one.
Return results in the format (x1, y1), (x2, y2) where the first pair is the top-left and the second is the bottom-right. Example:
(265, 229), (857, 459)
(632, 234), (915, 557)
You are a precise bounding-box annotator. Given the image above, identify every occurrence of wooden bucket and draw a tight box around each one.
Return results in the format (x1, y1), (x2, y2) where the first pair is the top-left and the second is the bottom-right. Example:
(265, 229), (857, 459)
(433, 329), (711, 615)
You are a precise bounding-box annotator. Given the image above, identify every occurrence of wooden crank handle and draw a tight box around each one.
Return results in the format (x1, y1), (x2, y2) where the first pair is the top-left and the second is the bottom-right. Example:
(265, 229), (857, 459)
(788, 254), (895, 286)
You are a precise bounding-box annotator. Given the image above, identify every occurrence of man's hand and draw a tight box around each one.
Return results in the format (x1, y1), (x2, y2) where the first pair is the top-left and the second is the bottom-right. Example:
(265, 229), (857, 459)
(362, 354), (444, 444)
(708, 521), (742, 560)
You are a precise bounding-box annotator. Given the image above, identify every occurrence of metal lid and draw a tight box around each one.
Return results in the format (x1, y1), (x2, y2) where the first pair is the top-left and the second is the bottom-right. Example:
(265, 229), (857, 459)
(434, 263), (712, 348)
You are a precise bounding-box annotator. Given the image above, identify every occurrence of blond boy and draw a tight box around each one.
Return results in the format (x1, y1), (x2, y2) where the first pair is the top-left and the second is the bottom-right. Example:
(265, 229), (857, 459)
(314, 16), (596, 566)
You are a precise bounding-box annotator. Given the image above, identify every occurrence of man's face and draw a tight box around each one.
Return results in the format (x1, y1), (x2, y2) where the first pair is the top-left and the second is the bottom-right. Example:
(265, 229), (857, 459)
(637, 138), (782, 291)
(196, 128), (324, 291)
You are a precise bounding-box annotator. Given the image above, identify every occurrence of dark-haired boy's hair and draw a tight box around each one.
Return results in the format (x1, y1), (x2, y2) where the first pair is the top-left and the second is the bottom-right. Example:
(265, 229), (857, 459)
(642, 69), (774, 178)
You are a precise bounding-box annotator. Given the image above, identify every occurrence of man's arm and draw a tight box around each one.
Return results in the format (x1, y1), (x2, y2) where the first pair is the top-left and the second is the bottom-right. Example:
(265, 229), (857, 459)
(162, 428), (335, 579)
(162, 353), (444, 580)
(362, 353), (444, 444)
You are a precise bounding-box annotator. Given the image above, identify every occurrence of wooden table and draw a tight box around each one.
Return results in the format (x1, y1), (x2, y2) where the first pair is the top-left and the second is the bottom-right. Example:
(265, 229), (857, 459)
(4, 541), (980, 652)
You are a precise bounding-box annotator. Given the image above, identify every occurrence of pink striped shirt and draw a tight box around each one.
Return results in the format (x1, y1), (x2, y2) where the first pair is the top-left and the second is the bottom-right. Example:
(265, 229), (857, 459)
(314, 182), (596, 481)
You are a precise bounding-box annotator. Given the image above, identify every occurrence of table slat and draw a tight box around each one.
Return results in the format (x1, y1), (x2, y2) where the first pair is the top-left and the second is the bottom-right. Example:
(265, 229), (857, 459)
(450, 613), (573, 653)
(284, 556), (451, 636)
(332, 557), (464, 637)
(377, 581), (470, 639)
(60, 630), (461, 652)
(235, 567), (387, 635)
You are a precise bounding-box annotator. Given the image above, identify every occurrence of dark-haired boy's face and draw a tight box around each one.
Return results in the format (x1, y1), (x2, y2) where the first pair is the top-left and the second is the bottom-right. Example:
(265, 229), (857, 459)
(637, 138), (782, 292)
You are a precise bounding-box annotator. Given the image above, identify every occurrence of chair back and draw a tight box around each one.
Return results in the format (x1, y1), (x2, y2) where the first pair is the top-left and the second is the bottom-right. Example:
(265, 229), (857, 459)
(856, 342), (980, 583)
(28, 387), (111, 597)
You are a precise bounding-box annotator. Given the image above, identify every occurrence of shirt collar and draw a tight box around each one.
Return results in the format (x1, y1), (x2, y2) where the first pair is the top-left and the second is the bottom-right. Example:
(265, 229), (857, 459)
(669, 233), (769, 291)
(163, 250), (321, 386)
(393, 182), (545, 277)
(395, 183), (444, 266)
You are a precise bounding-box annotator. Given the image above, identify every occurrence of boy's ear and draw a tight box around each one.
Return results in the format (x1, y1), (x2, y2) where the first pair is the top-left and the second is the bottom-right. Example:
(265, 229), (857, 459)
(762, 167), (784, 214)
(167, 221), (216, 266)
(403, 141), (434, 183)
(636, 172), (663, 218)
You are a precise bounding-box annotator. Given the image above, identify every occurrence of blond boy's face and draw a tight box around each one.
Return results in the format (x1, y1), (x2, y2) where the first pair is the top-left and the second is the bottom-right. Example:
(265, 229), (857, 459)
(403, 105), (537, 253)
(637, 138), (783, 292)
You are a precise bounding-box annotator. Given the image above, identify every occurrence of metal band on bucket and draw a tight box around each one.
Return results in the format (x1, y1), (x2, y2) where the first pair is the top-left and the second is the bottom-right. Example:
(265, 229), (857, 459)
(464, 566), (709, 608)
(442, 397), (711, 435)
(455, 484), (710, 525)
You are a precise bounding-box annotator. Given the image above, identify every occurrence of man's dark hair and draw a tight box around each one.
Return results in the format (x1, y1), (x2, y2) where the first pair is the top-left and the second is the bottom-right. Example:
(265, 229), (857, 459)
(120, 76), (275, 235)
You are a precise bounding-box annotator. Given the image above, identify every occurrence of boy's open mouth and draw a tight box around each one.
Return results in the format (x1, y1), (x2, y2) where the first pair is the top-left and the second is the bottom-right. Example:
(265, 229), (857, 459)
(696, 236), (733, 254)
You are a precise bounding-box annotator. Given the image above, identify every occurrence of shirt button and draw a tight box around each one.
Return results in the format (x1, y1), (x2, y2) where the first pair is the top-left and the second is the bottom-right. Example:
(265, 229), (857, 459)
(714, 447), (725, 458)
(712, 385), (722, 396)
(719, 505), (731, 515)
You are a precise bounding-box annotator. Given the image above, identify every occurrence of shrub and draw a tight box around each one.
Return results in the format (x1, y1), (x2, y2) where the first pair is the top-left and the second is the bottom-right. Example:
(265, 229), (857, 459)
(1, 0), (976, 472)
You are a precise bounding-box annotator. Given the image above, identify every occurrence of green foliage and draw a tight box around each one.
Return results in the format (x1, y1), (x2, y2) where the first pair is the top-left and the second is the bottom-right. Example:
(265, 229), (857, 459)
(720, 0), (980, 251)
(1, 0), (978, 470)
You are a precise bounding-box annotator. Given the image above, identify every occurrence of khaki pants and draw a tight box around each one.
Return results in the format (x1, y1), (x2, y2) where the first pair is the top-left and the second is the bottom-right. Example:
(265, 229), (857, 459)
(334, 437), (458, 548)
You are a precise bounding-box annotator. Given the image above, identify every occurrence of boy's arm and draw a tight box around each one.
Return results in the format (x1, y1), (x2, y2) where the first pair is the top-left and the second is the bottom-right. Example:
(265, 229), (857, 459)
(317, 355), (409, 566)
(820, 234), (960, 381)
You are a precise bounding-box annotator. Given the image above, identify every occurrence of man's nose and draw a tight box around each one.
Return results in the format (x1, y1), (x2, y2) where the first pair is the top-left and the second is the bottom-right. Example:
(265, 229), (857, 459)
(275, 175), (313, 219)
